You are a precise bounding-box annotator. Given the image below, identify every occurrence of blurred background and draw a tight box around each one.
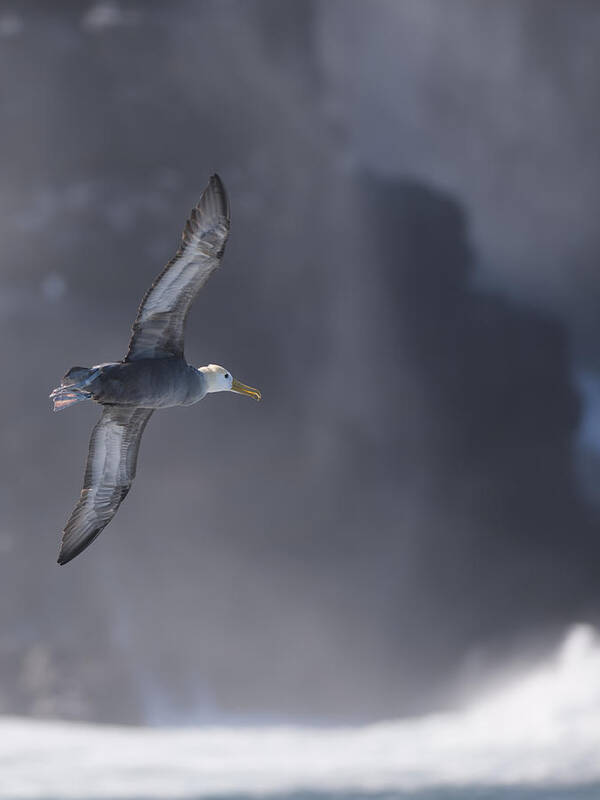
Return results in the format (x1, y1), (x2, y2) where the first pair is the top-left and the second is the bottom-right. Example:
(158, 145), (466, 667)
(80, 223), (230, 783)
(1, 0), (600, 792)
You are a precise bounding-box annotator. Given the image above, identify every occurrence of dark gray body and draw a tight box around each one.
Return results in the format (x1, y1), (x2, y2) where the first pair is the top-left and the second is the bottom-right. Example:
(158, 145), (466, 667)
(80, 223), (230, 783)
(88, 358), (207, 408)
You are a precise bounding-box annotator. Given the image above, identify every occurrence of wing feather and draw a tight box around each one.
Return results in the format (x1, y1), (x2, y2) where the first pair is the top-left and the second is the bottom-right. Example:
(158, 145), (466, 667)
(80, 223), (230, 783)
(125, 174), (230, 361)
(57, 406), (154, 565)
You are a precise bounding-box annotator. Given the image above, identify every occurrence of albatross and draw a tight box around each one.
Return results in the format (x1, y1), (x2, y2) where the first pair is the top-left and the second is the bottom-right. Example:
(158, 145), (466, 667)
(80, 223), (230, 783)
(50, 174), (261, 565)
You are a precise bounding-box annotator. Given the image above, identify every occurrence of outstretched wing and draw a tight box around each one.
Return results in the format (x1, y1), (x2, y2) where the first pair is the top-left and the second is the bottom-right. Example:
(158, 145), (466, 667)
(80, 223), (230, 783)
(125, 174), (230, 361)
(58, 406), (154, 565)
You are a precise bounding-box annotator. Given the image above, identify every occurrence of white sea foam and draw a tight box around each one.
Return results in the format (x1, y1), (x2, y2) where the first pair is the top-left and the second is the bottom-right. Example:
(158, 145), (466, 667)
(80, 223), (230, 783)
(2, 624), (600, 798)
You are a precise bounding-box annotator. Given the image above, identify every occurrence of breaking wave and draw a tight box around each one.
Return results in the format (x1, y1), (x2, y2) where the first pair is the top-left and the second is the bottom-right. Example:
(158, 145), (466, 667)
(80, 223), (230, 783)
(2, 624), (600, 798)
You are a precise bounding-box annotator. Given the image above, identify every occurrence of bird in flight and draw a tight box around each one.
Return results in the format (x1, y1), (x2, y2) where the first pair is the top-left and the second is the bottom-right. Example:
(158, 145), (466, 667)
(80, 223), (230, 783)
(50, 174), (261, 565)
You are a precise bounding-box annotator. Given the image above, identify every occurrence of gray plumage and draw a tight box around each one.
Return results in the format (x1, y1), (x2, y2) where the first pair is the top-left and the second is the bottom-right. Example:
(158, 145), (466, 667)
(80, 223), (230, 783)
(60, 406), (154, 564)
(127, 174), (229, 361)
(51, 174), (233, 565)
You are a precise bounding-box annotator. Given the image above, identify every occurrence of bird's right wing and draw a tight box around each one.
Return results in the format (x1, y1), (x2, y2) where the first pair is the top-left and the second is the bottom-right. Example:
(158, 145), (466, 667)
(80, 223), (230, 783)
(58, 405), (154, 565)
(125, 174), (230, 361)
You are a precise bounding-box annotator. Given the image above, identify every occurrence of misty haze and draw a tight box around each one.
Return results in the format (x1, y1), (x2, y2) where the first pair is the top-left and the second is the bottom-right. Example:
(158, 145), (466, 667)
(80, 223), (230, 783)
(1, 1), (600, 798)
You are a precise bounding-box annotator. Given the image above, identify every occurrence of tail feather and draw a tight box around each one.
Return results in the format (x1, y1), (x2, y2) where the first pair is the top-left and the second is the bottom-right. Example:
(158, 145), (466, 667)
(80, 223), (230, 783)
(50, 387), (91, 411)
(61, 366), (91, 386)
(50, 366), (99, 412)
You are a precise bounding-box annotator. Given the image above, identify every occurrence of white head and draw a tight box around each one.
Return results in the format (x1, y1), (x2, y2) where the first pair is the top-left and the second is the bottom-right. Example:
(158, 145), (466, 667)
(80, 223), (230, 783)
(199, 364), (261, 401)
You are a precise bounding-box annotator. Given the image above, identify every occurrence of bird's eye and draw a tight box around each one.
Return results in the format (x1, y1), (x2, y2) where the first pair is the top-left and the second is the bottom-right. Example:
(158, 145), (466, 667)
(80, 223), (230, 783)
(224, 373), (229, 379)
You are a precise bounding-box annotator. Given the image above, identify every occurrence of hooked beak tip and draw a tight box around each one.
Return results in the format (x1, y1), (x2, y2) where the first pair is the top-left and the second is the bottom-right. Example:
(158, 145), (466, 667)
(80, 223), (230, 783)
(231, 378), (262, 402)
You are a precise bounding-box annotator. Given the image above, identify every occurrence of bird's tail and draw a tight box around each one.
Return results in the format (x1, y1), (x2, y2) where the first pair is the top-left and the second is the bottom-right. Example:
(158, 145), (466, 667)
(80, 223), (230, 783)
(49, 366), (98, 412)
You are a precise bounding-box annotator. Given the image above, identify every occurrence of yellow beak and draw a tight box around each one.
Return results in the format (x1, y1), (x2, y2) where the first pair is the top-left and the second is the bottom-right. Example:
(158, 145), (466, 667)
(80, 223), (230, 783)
(231, 378), (262, 401)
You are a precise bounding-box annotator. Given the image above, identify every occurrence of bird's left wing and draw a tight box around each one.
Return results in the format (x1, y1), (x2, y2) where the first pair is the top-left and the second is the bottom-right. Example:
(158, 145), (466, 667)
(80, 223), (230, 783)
(125, 174), (230, 361)
(58, 405), (154, 565)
